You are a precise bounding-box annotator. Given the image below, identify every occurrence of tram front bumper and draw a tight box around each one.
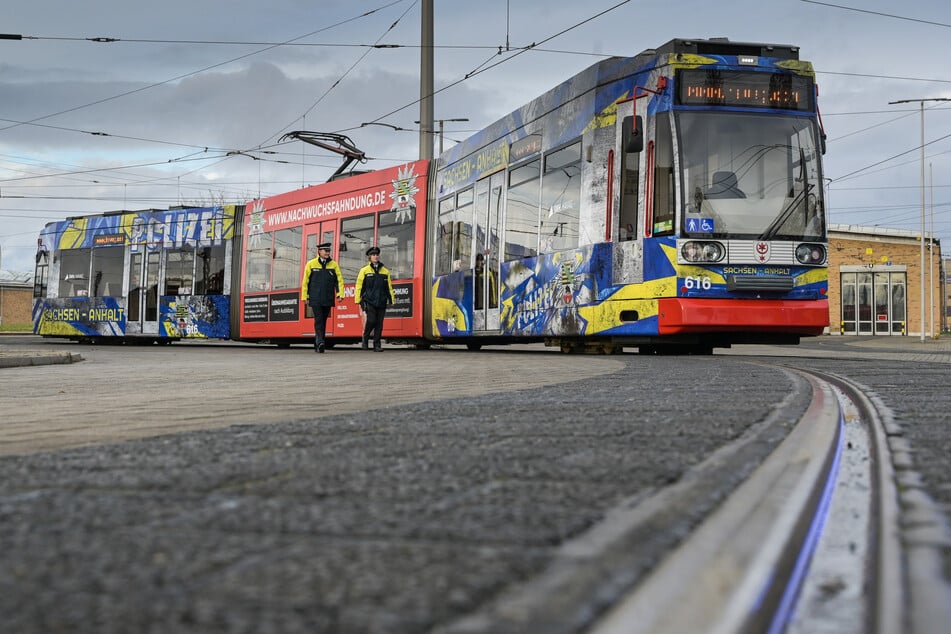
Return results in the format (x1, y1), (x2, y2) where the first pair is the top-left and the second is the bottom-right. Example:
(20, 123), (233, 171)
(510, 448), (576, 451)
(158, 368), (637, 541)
(656, 298), (829, 336)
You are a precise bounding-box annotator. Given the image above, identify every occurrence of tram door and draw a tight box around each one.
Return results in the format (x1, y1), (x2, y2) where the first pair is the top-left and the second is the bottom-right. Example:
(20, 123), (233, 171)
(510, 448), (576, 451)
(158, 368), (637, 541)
(303, 222), (338, 334)
(127, 249), (160, 334)
(472, 172), (502, 331)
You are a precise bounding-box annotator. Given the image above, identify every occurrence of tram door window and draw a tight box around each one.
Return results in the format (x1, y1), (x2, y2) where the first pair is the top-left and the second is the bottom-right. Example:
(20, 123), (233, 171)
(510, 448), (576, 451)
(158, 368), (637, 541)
(619, 119), (639, 241)
(33, 250), (49, 298)
(302, 222), (337, 330)
(473, 172), (502, 330)
(129, 250), (160, 333)
(129, 253), (142, 323)
(652, 114), (675, 235)
(144, 251), (160, 331)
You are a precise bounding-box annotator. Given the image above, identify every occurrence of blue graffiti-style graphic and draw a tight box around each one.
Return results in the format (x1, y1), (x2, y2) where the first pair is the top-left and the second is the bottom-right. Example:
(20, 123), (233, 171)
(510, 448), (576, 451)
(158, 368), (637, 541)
(160, 295), (231, 338)
(38, 206), (234, 254)
(33, 295), (231, 339)
(33, 297), (127, 337)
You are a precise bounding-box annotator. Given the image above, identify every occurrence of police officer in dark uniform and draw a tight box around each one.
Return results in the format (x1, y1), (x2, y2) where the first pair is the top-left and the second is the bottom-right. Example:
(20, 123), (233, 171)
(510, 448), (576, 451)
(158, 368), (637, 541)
(301, 242), (345, 353)
(354, 246), (395, 351)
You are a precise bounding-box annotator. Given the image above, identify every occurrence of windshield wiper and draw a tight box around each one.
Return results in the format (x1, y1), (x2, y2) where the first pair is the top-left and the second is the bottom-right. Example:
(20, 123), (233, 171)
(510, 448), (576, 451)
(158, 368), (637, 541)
(758, 183), (813, 241)
(759, 146), (811, 241)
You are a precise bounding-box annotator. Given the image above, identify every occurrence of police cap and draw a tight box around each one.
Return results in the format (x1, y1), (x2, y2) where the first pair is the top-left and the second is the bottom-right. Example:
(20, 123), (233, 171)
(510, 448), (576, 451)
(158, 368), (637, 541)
(317, 242), (332, 250)
(366, 246), (381, 256)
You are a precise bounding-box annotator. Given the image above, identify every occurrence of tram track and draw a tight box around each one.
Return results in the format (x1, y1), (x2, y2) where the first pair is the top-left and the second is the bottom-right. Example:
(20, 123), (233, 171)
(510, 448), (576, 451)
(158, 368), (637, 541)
(438, 363), (945, 634)
(590, 364), (951, 634)
(587, 368), (851, 634)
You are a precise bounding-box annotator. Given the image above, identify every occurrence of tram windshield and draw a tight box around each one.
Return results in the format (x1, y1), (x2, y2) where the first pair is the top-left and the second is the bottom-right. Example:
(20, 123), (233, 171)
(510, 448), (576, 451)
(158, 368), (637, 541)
(678, 112), (824, 240)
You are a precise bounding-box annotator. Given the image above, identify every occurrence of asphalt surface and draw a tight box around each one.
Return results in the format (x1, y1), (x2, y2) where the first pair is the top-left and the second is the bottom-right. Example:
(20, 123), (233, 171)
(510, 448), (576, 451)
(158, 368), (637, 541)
(0, 334), (949, 633)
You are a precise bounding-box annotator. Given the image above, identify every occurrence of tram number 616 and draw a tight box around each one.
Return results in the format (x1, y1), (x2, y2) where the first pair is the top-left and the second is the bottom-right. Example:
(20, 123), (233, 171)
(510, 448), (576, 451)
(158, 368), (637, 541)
(683, 275), (712, 290)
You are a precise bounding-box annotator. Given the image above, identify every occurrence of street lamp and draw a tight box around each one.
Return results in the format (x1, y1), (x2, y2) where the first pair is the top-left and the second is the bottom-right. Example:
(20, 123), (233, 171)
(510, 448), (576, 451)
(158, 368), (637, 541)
(415, 118), (470, 154)
(888, 97), (951, 341)
(360, 122), (409, 133)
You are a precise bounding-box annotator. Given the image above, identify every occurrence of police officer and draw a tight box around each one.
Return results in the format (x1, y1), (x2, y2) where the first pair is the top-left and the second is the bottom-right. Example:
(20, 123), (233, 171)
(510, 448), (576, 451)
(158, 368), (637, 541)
(354, 246), (395, 351)
(301, 242), (344, 353)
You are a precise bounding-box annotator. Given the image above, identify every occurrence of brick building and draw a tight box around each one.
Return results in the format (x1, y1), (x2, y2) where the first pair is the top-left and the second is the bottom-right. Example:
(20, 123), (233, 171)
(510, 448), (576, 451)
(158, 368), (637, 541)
(827, 224), (943, 337)
(0, 271), (34, 329)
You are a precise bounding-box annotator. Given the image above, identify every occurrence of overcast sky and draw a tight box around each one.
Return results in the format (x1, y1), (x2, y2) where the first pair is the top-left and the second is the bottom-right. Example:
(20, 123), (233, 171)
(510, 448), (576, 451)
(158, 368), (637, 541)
(1, 0), (949, 272)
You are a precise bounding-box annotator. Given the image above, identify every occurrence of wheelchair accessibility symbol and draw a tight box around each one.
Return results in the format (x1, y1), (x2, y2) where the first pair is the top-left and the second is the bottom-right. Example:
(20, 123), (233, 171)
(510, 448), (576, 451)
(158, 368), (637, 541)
(687, 217), (715, 233)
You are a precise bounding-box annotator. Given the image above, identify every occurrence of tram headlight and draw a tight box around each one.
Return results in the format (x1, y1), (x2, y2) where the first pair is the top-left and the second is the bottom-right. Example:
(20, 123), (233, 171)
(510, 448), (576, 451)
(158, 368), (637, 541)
(795, 243), (827, 265)
(681, 241), (725, 263)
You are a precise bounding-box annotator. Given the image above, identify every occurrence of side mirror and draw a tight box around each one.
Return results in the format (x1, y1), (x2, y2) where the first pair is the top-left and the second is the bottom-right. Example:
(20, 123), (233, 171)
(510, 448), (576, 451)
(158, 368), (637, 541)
(623, 115), (643, 153)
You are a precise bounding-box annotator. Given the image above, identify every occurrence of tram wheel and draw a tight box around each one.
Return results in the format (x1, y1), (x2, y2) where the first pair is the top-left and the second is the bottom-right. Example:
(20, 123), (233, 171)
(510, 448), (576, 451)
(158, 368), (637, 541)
(466, 343), (483, 351)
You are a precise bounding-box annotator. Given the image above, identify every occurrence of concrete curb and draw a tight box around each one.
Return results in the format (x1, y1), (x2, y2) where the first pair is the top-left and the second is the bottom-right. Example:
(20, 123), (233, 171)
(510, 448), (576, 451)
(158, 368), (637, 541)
(0, 352), (83, 369)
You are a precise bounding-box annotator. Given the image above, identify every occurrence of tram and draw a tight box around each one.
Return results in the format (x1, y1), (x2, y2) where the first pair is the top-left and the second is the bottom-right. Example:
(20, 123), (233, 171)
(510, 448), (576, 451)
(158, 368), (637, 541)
(32, 38), (829, 353)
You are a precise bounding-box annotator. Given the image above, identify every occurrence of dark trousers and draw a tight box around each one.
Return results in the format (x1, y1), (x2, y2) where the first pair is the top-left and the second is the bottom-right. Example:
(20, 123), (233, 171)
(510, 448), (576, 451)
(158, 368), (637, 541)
(362, 304), (387, 349)
(312, 305), (331, 347)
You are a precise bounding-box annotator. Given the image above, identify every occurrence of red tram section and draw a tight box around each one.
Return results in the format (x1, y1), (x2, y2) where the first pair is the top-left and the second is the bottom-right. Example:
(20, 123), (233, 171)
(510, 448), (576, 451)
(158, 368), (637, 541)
(235, 161), (429, 345)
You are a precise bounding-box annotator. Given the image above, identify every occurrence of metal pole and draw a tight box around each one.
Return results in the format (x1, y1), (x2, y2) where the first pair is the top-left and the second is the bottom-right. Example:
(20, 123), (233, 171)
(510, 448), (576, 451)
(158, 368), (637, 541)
(417, 117), (469, 157)
(889, 97), (951, 340)
(929, 163), (934, 338)
(418, 0), (434, 160)
(919, 102), (925, 342)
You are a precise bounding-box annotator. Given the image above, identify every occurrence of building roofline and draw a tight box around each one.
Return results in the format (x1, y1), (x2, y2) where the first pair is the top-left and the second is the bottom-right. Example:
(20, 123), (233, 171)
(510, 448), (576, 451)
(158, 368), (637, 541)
(828, 223), (939, 244)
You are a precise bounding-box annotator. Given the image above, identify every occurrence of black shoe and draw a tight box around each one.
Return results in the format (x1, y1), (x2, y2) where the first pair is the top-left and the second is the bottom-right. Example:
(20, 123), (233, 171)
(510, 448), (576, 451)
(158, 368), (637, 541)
(318, 342), (325, 353)
(361, 340), (368, 350)
(373, 347), (383, 352)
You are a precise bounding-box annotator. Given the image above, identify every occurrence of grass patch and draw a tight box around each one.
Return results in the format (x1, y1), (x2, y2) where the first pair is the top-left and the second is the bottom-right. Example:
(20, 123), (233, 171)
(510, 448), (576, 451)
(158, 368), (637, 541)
(0, 323), (33, 333)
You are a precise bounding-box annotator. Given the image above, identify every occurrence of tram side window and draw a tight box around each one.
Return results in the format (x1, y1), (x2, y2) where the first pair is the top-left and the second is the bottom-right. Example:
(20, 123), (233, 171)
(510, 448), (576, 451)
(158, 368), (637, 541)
(59, 248), (91, 297)
(245, 233), (272, 292)
(453, 189), (474, 270)
(378, 208), (415, 280)
(652, 114), (675, 235)
(34, 251), (49, 298)
(165, 246), (195, 296)
(506, 158), (541, 261)
(272, 227), (302, 290)
(540, 141), (582, 253)
(195, 245), (225, 294)
(436, 196), (455, 275)
(340, 214), (375, 281)
(91, 245), (124, 297)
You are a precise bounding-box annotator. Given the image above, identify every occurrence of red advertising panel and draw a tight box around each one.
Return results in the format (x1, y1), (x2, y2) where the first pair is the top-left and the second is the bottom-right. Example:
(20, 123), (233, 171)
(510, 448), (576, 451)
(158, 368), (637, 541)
(237, 161), (429, 343)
